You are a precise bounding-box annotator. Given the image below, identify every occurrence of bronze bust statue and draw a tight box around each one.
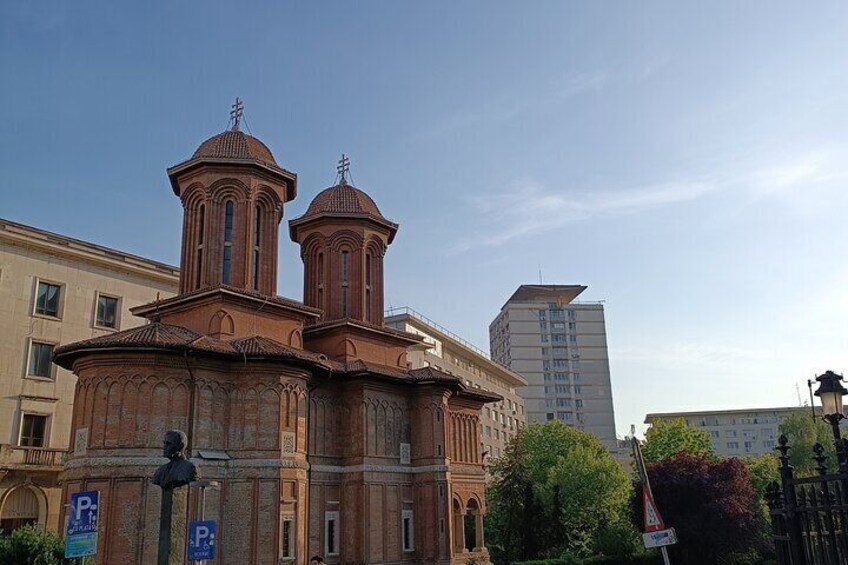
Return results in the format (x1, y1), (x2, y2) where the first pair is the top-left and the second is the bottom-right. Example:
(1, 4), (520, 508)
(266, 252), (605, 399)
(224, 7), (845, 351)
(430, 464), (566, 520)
(152, 430), (198, 489)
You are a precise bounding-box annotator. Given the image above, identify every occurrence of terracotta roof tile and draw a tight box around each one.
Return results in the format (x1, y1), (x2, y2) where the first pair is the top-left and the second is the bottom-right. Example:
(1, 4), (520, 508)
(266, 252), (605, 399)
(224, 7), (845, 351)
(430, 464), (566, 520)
(293, 182), (396, 228)
(192, 130), (278, 167)
(53, 322), (325, 368)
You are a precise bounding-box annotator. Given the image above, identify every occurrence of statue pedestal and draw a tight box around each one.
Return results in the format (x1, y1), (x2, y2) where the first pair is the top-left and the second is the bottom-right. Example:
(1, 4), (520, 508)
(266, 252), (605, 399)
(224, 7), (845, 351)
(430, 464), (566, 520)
(158, 485), (189, 565)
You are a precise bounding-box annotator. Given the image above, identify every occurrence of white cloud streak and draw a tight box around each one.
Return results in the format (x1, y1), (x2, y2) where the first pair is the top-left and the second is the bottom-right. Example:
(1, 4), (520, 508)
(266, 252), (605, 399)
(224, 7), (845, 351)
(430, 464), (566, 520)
(456, 146), (848, 252)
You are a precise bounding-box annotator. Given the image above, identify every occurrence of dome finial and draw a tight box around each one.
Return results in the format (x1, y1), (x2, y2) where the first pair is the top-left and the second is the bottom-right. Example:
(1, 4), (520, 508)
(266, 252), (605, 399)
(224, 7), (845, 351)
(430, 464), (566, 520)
(229, 97), (244, 131)
(336, 153), (351, 185)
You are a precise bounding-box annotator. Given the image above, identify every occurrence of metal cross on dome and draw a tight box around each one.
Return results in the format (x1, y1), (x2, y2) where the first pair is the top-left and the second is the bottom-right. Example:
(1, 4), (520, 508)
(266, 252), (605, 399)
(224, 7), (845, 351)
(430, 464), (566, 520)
(337, 153), (351, 184)
(230, 97), (244, 130)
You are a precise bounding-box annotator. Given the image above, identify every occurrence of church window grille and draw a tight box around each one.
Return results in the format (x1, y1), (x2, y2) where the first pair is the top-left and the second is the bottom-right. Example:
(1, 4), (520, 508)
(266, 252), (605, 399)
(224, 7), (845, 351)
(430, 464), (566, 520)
(317, 252), (324, 309)
(252, 206), (261, 290)
(195, 204), (205, 289)
(365, 253), (372, 322)
(222, 200), (234, 285)
(341, 250), (349, 317)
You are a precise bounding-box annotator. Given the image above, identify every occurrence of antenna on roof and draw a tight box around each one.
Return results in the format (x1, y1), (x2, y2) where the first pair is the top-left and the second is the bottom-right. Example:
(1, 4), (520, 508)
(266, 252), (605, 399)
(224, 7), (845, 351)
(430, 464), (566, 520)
(539, 266), (543, 285)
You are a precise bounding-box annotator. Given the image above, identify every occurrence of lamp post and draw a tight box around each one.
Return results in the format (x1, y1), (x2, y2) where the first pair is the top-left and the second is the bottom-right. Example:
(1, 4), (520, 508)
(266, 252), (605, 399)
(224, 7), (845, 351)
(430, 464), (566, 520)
(811, 370), (848, 472)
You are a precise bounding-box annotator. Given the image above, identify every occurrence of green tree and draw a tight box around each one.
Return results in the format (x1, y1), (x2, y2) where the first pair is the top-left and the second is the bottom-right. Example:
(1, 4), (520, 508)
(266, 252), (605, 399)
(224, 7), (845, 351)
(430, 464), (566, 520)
(741, 453), (780, 500)
(0, 525), (66, 565)
(641, 417), (714, 463)
(486, 421), (632, 562)
(778, 408), (837, 473)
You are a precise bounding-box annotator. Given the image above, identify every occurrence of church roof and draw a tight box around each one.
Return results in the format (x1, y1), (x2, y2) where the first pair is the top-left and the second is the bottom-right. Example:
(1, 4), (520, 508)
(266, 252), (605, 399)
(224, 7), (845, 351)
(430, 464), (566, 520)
(53, 321), (325, 369)
(290, 181), (398, 240)
(192, 129), (279, 167)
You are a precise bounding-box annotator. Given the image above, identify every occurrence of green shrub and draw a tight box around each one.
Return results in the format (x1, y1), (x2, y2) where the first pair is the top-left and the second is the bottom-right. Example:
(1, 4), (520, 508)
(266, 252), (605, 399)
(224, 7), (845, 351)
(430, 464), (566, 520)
(0, 525), (65, 565)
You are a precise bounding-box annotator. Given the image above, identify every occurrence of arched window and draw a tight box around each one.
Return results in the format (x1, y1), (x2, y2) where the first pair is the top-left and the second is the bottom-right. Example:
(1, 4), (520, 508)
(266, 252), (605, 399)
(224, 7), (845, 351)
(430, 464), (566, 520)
(317, 251), (324, 309)
(222, 200), (234, 285)
(252, 205), (261, 290)
(365, 253), (372, 322)
(195, 204), (205, 289)
(341, 250), (349, 317)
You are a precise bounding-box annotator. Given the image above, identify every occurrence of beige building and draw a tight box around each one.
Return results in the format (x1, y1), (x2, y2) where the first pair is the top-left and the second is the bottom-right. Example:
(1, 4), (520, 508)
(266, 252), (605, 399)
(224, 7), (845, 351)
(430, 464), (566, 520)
(386, 307), (527, 460)
(644, 407), (805, 458)
(0, 218), (178, 533)
(490, 285), (618, 450)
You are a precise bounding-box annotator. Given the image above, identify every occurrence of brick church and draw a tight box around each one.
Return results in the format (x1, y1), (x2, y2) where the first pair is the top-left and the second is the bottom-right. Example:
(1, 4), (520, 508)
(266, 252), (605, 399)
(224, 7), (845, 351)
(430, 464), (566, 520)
(53, 110), (497, 564)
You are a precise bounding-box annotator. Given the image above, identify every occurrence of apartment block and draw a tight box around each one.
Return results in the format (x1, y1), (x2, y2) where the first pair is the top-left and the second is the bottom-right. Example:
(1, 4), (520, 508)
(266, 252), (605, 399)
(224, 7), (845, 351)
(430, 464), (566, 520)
(0, 218), (178, 533)
(490, 285), (617, 450)
(644, 407), (807, 458)
(386, 307), (527, 460)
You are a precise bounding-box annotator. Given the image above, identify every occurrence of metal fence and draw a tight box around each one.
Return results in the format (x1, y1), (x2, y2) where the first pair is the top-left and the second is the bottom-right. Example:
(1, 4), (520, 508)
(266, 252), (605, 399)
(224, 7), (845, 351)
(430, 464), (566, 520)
(766, 436), (848, 565)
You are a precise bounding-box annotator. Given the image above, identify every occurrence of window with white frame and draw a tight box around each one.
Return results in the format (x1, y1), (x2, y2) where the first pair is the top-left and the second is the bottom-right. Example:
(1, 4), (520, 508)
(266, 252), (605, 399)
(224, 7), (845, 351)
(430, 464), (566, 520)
(324, 511), (339, 556)
(28, 341), (55, 379)
(95, 294), (120, 329)
(402, 509), (414, 551)
(34, 281), (61, 318)
(19, 414), (48, 447)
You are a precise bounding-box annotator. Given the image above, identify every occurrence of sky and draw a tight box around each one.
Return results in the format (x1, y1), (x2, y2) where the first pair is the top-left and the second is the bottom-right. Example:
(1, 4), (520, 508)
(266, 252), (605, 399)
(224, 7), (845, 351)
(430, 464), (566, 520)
(2, 2), (848, 438)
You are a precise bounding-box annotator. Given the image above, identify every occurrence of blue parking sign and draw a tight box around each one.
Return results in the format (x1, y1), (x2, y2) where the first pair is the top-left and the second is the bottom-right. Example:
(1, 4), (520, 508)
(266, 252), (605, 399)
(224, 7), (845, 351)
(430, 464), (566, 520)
(188, 520), (216, 561)
(65, 490), (99, 558)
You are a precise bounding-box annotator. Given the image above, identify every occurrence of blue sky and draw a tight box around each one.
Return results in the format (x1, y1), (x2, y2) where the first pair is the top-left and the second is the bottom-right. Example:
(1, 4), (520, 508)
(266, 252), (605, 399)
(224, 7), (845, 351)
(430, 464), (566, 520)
(3, 2), (848, 437)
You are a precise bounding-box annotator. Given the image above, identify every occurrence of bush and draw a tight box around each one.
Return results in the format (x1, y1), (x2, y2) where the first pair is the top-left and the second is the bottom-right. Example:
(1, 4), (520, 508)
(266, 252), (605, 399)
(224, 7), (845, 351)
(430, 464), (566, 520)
(592, 521), (640, 557)
(0, 525), (65, 565)
(509, 554), (661, 565)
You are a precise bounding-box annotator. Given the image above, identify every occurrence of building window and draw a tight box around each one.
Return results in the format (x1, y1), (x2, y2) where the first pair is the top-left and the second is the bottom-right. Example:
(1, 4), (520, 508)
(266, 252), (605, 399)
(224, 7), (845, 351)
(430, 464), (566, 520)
(281, 517), (294, 560)
(402, 510), (414, 551)
(341, 250), (349, 317)
(253, 205), (261, 290)
(34, 281), (61, 317)
(19, 414), (47, 447)
(727, 442), (739, 450)
(317, 252), (324, 309)
(325, 511), (339, 556)
(195, 204), (205, 289)
(569, 334), (577, 343)
(28, 341), (54, 379)
(365, 253), (372, 322)
(222, 200), (234, 285)
(95, 294), (119, 329)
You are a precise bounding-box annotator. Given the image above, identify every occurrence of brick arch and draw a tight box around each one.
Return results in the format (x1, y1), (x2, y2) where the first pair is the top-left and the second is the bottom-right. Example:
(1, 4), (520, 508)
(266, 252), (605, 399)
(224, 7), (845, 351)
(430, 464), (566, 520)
(209, 178), (250, 203)
(328, 230), (363, 251)
(208, 310), (235, 338)
(288, 328), (303, 348)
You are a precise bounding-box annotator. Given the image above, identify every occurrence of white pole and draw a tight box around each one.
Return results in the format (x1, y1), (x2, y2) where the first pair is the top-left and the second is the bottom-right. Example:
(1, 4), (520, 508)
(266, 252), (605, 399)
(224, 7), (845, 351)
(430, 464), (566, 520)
(661, 546), (671, 565)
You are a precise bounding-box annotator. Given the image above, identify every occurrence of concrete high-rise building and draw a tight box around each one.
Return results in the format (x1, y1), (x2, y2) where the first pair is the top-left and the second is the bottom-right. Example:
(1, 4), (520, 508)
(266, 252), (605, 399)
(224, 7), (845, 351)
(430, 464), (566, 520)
(490, 285), (617, 450)
(386, 307), (527, 460)
(0, 218), (178, 533)
(645, 407), (805, 458)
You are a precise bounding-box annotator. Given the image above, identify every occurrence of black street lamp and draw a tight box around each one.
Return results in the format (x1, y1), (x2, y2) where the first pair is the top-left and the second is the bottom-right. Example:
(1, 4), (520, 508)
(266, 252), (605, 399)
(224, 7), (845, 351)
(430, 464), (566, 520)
(810, 370), (848, 472)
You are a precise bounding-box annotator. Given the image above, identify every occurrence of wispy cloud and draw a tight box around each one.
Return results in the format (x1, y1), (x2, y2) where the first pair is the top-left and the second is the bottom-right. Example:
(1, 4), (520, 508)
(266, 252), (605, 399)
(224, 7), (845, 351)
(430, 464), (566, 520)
(455, 145), (848, 252)
(453, 178), (719, 252)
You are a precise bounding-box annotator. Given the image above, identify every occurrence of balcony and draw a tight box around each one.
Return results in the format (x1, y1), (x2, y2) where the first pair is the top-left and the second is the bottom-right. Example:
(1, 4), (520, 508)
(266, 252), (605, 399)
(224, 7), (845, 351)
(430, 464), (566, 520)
(0, 444), (66, 471)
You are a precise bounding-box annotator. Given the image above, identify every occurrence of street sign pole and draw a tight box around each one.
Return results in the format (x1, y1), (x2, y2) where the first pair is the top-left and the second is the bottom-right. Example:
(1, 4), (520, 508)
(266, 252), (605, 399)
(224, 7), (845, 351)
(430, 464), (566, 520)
(661, 547), (671, 565)
(188, 480), (219, 564)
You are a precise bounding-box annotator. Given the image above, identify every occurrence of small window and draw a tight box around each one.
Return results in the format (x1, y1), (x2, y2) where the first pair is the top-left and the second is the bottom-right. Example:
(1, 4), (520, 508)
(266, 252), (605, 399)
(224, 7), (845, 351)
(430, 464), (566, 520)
(402, 509), (414, 551)
(95, 294), (119, 329)
(281, 517), (294, 559)
(28, 341), (54, 378)
(34, 281), (61, 317)
(19, 414), (47, 447)
(325, 511), (339, 556)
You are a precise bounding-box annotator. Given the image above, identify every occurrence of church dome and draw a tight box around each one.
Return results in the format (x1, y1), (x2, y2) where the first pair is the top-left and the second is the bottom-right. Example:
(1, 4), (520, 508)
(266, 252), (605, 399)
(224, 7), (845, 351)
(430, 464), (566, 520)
(192, 129), (278, 167)
(301, 181), (387, 221)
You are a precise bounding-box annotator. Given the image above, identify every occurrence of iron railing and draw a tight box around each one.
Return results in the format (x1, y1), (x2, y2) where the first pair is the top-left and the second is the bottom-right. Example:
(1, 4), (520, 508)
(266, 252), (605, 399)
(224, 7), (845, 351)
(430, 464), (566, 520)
(767, 436), (848, 564)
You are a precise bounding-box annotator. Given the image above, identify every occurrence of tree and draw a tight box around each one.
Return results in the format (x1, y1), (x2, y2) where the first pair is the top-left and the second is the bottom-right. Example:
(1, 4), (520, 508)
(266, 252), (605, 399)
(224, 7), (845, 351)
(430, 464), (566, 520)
(778, 408), (837, 473)
(0, 525), (67, 565)
(641, 417), (714, 463)
(633, 453), (765, 565)
(742, 453), (780, 500)
(486, 421), (632, 562)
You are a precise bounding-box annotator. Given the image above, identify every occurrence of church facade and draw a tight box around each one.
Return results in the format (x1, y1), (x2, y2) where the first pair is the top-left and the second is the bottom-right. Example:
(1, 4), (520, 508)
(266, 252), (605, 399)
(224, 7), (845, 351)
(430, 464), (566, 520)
(54, 115), (496, 564)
